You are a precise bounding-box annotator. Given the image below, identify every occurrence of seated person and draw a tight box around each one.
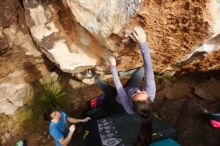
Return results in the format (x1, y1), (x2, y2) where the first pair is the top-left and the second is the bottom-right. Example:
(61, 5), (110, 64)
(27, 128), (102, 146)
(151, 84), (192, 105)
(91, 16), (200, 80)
(44, 110), (91, 146)
(86, 26), (156, 116)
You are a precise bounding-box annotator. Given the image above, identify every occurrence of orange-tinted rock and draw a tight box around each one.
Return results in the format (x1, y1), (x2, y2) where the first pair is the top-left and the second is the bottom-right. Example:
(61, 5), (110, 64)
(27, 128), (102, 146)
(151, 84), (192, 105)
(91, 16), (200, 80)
(23, 0), (220, 74)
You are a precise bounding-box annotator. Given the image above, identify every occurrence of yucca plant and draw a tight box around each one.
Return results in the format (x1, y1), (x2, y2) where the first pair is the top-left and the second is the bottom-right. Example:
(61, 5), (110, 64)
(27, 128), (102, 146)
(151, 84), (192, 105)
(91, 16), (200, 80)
(39, 74), (67, 112)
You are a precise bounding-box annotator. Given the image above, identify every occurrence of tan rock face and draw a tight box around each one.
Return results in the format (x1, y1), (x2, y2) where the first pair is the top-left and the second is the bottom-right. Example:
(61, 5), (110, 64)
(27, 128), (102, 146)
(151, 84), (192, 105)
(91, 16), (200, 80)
(174, 34), (220, 73)
(23, 0), (220, 74)
(65, 0), (143, 38)
(117, 0), (220, 72)
(0, 0), (220, 115)
(0, 83), (32, 115)
(0, 0), (52, 115)
(24, 0), (104, 73)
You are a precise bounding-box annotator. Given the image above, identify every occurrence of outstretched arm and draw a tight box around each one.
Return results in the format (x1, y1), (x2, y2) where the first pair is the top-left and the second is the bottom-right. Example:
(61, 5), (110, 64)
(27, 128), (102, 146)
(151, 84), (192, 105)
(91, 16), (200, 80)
(131, 27), (156, 101)
(67, 117), (91, 124)
(140, 42), (156, 101)
(109, 56), (134, 114)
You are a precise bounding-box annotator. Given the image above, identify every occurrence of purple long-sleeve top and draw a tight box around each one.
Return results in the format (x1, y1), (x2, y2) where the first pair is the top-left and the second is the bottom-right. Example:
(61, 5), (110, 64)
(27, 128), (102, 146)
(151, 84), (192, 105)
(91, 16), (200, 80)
(111, 42), (156, 114)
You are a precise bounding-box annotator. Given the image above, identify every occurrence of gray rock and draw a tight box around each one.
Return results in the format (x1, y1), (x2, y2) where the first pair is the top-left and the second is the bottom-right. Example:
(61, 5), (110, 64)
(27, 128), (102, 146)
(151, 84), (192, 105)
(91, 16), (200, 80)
(194, 78), (220, 100)
(0, 100), (18, 115)
(24, 1), (97, 73)
(0, 83), (32, 115)
(65, 0), (143, 38)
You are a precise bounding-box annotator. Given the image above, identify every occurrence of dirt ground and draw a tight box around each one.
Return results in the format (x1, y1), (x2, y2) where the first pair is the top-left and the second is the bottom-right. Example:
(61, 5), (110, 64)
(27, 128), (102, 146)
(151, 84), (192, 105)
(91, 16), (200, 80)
(153, 98), (220, 146)
(152, 72), (220, 146)
(3, 72), (220, 146)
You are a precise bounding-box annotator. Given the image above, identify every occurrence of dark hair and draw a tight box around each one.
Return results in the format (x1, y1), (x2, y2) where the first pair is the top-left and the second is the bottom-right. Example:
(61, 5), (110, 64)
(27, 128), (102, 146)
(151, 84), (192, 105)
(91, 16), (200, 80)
(43, 109), (53, 121)
(135, 112), (152, 146)
(133, 98), (153, 115)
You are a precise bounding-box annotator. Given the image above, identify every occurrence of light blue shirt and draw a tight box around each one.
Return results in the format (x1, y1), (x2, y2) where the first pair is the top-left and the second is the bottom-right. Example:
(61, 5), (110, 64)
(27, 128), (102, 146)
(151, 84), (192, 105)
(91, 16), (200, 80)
(49, 111), (69, 146)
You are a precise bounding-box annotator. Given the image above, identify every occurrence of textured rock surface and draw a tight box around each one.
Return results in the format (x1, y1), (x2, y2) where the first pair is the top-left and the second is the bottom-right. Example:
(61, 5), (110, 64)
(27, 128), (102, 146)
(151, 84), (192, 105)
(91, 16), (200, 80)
(0, 0), (52, 115)
(0, 83), (32, 115)
(65, 0), (143, 38)
(24, 0), (100, 73)
(194, 78), (220, 100)
(0, 0), (220, 115)
(116, 0), (220, 72)
(23, 0), (220, 74)
(174, 34), (220, 73)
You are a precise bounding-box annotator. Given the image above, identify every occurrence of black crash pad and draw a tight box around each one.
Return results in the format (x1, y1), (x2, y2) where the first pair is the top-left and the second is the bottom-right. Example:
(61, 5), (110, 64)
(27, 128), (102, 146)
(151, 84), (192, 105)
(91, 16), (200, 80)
(81, 112), (176, 146)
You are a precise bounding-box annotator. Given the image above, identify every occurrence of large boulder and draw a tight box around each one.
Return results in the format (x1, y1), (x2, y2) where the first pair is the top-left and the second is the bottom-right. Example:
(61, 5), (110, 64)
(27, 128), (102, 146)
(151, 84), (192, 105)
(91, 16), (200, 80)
(65, 0), (143, 38)
(0, 0), (220, 115)
(23, 0), (220, 74)
(24, 0), (98, 73)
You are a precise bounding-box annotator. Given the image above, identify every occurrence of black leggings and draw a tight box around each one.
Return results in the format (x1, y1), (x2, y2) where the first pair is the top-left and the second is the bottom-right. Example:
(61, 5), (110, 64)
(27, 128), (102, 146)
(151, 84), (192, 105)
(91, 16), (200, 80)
(96, 67), (144, 101)
(86, 67), (144, 118)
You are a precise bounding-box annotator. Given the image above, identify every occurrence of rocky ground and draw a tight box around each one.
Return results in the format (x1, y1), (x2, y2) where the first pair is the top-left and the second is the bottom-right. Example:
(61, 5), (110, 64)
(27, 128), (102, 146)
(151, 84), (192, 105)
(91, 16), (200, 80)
(153, 71), (220, 146)
(1, 71), (220, 146)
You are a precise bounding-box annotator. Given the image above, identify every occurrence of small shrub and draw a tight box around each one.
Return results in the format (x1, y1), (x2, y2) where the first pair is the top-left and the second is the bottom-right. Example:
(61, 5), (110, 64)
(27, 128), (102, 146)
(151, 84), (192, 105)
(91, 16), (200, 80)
(155, 73), (178, 81)
(39, 74), (67, 112)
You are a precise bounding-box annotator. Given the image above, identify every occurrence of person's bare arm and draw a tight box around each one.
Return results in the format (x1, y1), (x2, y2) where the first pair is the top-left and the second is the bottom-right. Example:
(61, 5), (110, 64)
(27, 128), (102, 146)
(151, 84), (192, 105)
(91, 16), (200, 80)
(59, 125), (75, 146)
(67, 117), (91, 124)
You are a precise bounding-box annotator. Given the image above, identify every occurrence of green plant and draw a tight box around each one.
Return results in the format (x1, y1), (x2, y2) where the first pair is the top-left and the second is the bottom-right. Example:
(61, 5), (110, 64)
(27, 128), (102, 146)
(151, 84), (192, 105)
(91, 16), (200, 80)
(155, 72), (178, 81)
(14, 105), (33, 124)
(39, 75), (67, 112)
